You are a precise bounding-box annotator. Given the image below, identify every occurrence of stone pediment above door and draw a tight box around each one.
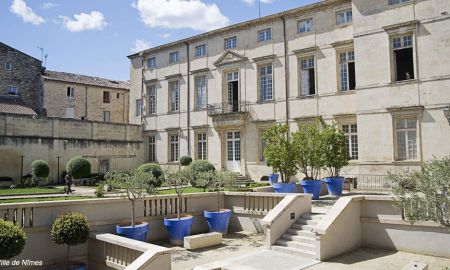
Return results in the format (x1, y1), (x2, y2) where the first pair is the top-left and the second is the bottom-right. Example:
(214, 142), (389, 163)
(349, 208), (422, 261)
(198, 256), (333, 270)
(214, 50), (248, 67)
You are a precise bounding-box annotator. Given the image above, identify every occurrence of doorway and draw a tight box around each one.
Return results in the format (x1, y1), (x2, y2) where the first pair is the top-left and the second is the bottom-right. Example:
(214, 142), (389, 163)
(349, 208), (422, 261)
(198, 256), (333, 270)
(226, 71), (239, 112)
(226, 131), (241, 172)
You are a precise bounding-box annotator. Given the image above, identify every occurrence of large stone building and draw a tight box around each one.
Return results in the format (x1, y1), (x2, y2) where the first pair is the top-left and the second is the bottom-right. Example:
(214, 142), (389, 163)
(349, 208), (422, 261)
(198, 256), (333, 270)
(42, 71), (130, 123)
(128, 0), (450, 181)
(0, 42), (44, 115)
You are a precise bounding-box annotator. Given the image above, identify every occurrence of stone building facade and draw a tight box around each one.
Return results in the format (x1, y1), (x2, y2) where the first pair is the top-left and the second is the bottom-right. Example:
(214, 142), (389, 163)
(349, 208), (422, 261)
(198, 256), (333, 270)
(0, 42), (44, 115)
(42, 71), (130, 123)
(128, 0), (449, 181)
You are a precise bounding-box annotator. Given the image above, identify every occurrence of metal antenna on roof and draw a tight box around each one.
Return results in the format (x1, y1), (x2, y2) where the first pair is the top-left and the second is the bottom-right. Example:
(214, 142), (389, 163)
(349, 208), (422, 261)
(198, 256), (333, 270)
(258, 0), (261, 18)
(37, 47), (44, 62)
(44, 54), (48, 67)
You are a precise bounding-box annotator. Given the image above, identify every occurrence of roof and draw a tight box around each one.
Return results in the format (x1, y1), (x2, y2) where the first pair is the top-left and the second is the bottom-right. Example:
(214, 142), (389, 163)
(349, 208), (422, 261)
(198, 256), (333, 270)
(0, 42), (42, 64)
(128, 0), (346, 58)
(42, 70), (130, 90)
(0, 97), (37, 116)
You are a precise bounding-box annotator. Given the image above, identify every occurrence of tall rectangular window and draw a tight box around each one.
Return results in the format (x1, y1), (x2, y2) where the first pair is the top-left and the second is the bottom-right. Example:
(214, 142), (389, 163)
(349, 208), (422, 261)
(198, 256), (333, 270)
(259, 64), (273, 101)
(103, 91), (110, 103)
(103, 111), (111, 122)
(195, 76), (207, 109)
(342, 124), (358, 160)
(147, 85), (156, 115)
(67, 87), (75, 98)
(148, 135), (156, 162)
(339, 51), (356, 91)
(258, 28), (272, 42)
(169, 81), (179, 112)
(388, 0), (410, 5)
(224, 37), (237, 49)
(135, 99), (142, 116)
(169, 51), (179, 64)
(195, 44), (206, 57)
(336, 10), (352, 25)
(197, 132), (207, 160)
(300, 58), (316, 96)
(298, 19), (313, 33)
(147, 57), (156, 69)
(393, 35), (414, 81)
(395, 118), (417, 160)
(7, 86), (18, 95)
(4, 62), (12, 70)
(169, 134), (179, 162)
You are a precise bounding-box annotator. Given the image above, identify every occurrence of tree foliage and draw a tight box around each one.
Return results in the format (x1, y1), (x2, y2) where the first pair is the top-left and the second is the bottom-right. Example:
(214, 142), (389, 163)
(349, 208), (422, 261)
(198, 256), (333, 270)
(321, 122), (350, 177)
(164, 169), (191, 219)
(188, 160), (216, 189)
(180, 156), (193, 166)
(0, 219), (26, 259)
(137, 163), (164, 187)
(66, 157), (91, 179)
(197, 171), (235, 212)
(31, 160), (50, 178)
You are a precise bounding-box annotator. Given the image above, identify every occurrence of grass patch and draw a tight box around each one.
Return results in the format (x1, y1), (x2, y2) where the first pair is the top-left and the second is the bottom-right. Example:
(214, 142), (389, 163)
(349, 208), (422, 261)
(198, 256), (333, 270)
(156, 187), (205, 195)
(0, 196), (93, 204)
(0, 187), (64, 196)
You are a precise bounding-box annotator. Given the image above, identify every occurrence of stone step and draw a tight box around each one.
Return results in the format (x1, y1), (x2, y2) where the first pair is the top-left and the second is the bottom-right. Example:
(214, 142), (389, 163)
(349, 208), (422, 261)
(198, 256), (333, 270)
(291, 223), (314, 231)
(276, 239), (316, 251)
(271, 245), (316, 259)
(286, 228), (315, 237)
(281, 234), (316, 245)
(296, 218), (318, 226)
(301, 213), (325, 220)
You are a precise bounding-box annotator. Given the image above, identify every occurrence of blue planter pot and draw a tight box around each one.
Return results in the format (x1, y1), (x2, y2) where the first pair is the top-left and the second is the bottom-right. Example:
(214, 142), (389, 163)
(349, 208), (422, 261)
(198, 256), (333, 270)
(164, 215), (194, 245)
(49, 262), (87, 270)
(116, 222), (149, 242)
(204, 209), (232, 234)
(268, 174), (279, 185)
(301, 180), (322, 199)
(273, 182), (297, 193)
(324, 176), (345, 196)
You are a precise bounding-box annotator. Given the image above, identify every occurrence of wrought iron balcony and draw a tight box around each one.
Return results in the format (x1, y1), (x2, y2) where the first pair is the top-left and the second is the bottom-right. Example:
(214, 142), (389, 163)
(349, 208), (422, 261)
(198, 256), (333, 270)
(207, 101), (249, 116)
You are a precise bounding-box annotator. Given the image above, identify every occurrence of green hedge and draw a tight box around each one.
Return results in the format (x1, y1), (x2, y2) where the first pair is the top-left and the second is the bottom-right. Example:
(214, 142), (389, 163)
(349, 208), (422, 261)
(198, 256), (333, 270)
(31, 160), (49, 178)
(180, 156), (193, 166)
(137, 163), (164, 187)
(0, 219), (26, 259)
(66, 157), (91, 179)
(188, 160), (215, 189)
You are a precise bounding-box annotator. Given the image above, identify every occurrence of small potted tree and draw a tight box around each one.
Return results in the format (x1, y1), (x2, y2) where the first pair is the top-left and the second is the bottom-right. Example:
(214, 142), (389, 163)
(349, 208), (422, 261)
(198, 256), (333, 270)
(163, 169), (193, 245)
(31, 160), (50, 186)
(0, 219), (26, 260)
(107, 169), (156, 241)
(292, 120), (325, 199)
(262, 124), (298, 193)
(322, 122), (349, 196)
(199, 171), (235, 234)
(50, 212), (89, 270)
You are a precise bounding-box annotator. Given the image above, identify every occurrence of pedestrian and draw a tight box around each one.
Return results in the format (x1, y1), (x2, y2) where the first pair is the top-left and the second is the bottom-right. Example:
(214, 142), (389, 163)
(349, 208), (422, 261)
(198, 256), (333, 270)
(65, 172), (73, 194)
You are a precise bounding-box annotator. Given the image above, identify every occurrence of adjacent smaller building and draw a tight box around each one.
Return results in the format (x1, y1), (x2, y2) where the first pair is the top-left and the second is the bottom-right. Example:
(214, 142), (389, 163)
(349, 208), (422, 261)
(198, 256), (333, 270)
(42, 71), (130, 123)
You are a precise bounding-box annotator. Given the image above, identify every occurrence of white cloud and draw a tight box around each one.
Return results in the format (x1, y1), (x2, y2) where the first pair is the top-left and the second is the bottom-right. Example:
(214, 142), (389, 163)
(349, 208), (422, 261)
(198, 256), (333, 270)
(241, 0), (276, 6)
(59, 11), (108, 32)
(9, 0), (45, 25)
(42, 2), (58, 9)
(159, 33), (171, 39)
(132, 0), (229, 32)
(131, 39), (151, 53)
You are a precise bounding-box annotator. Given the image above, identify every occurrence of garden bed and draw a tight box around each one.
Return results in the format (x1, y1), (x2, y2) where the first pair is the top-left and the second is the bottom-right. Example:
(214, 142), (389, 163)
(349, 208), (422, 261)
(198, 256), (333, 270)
(0, 187), (64, 196)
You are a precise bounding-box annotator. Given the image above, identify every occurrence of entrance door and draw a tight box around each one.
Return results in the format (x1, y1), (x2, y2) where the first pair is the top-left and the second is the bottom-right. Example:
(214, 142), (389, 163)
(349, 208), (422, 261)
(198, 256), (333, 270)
(226, 131), (241, 172)
(227, 71), (239, 112)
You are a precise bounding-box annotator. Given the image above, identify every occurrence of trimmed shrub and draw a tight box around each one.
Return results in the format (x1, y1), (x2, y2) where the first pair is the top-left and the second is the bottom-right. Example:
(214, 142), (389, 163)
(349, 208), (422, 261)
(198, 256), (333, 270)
(188, 160), (215, 189)
(180, 156), (193, 166)
(137, 163), (164, 187)
(66, 157), (91, 179)
(95, 183), (105, 198)
(31, 160), (50, 178)
(0, 219), (26, 259)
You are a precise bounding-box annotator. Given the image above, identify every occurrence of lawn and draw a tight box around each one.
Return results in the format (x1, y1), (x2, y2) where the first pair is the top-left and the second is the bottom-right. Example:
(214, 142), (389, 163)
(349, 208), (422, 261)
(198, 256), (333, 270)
(0, 196), (93, 204)
(0, 187), (65, 196)
(157, 187), (205, 195)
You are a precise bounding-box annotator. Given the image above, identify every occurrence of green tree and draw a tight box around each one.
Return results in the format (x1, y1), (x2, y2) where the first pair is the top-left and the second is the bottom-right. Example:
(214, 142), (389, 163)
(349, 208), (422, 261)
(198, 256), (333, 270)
(31, 160), (50, 178)
(0, 219), (26, 259)
(197, 171), (235, 212)
(165, 169), (191, 220)
(262, 124), (298, 183)
(137, 163), (164, 187)
(180, 156), (193, 166)
(66, 157), (91, 179)
(188, 160), (216, 190)
(321, 122), (350, 177)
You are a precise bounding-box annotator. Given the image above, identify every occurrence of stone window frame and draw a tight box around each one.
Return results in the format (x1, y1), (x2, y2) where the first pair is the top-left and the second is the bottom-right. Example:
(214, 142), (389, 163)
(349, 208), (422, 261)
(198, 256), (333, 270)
(257, 28), (272, 43)
(297, 18), (314, 34)
(103, 91), (111, 103)
(168, 132), (180, 163)
(195, 44), (207, 58)
(148, 134), (157, 163)
(295, 48), (318, 98)
(66, 87), (75, 99)
(194, 75), (208, 110)
(4, 62), (12, 71)
(257, 62), (274, 102)
(169, 51), (179, 64)
(224, 36), (237, 50)
(168, 80), (180, 113)
(335, 115), (359, 161)
(7, 85), (19, 95)
(195, 130), (208, 160)
(337, 49), (356, 92)
(135, 99), (142, 117)
(103, 111), (111, 122)
(147, 84), (157, 115)
(146, 57), (157, 69)
(335, 9), (353, 26)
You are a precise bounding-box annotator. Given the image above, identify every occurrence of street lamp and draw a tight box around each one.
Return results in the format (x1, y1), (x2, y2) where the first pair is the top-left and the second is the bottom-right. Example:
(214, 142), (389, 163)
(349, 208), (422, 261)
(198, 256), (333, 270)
(444, 106), (450, 125)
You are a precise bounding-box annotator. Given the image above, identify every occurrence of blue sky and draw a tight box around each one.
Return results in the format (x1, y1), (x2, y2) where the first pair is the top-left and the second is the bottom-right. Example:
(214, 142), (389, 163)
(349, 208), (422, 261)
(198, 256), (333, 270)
(1, 0), (319, 81)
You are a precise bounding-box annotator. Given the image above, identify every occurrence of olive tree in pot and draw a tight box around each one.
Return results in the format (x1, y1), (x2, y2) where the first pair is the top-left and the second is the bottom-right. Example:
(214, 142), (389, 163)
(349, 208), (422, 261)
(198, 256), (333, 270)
(292, 120), (325, 199)
(31, 160), (50, 186)
(107, 170), (156, 241)
(50, 212), (89, 270)
(321, 122), (350, 196)
(262, 124), (298, 193)
(198, 171), (235, 234)
(0, 219), (26, 260)
(163, 169), (193, 245)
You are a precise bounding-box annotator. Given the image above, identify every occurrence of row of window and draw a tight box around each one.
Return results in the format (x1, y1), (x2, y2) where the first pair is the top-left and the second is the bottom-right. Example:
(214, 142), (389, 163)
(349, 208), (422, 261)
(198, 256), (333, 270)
(65, 87), (119, 103)
(148, 132), (208, 163)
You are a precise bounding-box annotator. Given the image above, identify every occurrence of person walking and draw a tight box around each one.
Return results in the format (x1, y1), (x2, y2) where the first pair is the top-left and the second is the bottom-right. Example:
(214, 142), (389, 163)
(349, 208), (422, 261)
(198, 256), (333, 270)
(65, 172), (73, 194)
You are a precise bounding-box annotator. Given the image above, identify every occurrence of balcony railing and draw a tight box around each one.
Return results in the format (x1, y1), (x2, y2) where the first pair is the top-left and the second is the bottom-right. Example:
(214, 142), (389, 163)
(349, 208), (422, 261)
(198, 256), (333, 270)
(207, 101), (248, 116)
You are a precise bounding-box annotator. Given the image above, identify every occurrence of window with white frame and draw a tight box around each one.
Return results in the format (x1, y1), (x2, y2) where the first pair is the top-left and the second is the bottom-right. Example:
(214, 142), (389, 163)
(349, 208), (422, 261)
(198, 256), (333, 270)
(169, 134), (179, 162)
(169, 81), (179, 112)
(392, 34), (414, 81)
(148, 135), (156, 162)
(300, 58), (316, 96)
(298, 19), (313, 33)
(339, 51), (356, 91)
(4, 62), (12, 70)
(7, 86), (18, 95)
(224, 37), (237, 49)
(395, 117), (418, 160)
(66, 87), (75, 98)
(259, 64), (273, 101)
(196, 132), (207, 160)
(103, 111), (111, 122)
(336, 10), (352, 25)
(258, 28), (272, 42)
(147, 57), (156, 69)
(388, 0), (410, 5)
(195, 44), (206, 57)
(342, 124), (358, 160)
(147, 85), (156, 115)
(135, 99), (142, 116)
(169, 51), (179, 64)
(195, 76), (207, 109)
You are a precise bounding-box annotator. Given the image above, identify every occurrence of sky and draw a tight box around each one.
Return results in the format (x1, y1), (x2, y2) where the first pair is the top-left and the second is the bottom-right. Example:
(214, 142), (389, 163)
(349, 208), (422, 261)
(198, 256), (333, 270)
(1, 0), (319, 81)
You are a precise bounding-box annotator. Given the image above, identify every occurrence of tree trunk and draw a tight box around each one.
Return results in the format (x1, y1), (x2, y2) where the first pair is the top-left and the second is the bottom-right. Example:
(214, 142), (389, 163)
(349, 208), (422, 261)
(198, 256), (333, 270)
(131, 200), (136, 227)
(177, 194), (181, 220)
(217, 189), (220, 213)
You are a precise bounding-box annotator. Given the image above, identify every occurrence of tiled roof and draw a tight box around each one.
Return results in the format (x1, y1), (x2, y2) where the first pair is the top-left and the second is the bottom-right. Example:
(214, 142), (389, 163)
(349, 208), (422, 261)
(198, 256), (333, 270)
(0, 97), (37, 116)
(42, 70), (130, 90)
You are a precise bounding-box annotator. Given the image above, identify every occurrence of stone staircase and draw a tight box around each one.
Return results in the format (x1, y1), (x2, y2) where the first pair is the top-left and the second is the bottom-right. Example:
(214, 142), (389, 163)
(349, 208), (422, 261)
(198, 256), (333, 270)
(271, 213), (325, 259)
(233, 174), (255, 187)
